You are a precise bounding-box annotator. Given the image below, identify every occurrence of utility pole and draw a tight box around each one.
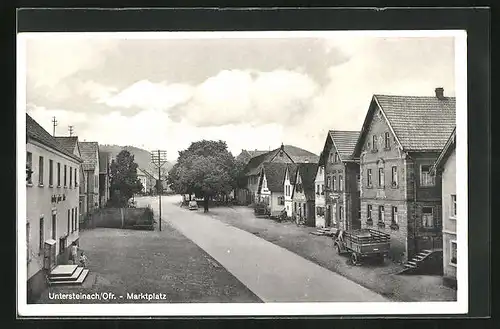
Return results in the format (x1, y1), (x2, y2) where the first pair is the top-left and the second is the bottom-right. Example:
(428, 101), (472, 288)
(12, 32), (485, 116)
(68, 125), (74, 136)
(151, 150), (167, 231)
(52, 116), (58, 136)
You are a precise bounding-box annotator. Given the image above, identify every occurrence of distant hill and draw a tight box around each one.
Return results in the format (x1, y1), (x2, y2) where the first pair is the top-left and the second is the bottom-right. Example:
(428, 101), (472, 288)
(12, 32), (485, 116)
(99, 144), (174, 177)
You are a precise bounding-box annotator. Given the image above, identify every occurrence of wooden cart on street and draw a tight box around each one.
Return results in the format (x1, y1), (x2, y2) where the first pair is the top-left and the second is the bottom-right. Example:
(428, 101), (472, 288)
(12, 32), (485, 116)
(334, 228), (391, 265)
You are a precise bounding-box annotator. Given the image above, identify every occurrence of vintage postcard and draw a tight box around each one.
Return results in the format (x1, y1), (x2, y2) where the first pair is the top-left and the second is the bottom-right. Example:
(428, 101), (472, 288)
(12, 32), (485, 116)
(17, 29), (467, 317)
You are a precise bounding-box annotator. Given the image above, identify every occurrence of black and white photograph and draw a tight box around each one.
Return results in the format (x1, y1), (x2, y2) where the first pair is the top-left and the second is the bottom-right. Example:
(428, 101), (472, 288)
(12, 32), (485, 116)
(17, 25), (469, 317)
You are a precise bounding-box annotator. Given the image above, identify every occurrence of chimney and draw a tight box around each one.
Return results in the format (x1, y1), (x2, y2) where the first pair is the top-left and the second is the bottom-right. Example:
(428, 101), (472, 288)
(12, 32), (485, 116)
(435, 87), (445, 100)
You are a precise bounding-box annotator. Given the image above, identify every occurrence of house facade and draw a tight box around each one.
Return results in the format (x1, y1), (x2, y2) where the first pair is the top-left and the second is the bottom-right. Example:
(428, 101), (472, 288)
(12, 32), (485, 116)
(240, 144), (319, 205)
(79, 142), (100, 215)
(353, 88), (456, 263)
(257, 162), (287, 216)
(432, 128), (457, 287)
(283, 163), (298, 218)
(137, 168), (148, 194)
(291, 163), (318, 226)
(320, 130), (361, 231)
(314, 164), (326, 227)
(26, 114), (82, 302)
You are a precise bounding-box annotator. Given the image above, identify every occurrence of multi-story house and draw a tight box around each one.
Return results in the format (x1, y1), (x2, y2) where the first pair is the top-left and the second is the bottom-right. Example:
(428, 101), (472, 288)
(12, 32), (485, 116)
(98, 150), (111, 207)
(55, 136), (86, 224)
(432, 127), (457, 287)
(241, 144), (319, 205)
(283, 163), (298, 218)
(257, 162), (288, 216)
(314, 163), (326, 227)
(291, 163), (318, 226)
(79, 142), (100, 215)
(320, 130), (361, 231)
(353, 88), (456, 263)
(26, 114), (82, 302)
(137, 168), (148, 194)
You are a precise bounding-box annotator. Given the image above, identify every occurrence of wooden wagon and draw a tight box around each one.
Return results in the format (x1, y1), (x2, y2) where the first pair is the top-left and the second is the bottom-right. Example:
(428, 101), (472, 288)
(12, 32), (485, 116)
(334, 228), (391, 265)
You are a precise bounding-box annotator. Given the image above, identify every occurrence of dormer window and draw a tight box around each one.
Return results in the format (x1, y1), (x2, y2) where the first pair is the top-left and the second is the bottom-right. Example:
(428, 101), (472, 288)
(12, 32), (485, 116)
(334, 152), (339, 163)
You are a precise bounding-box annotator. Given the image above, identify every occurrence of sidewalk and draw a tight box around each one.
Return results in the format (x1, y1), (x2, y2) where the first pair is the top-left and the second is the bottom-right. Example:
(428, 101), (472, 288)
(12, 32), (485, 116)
(203, 206), (457, 302)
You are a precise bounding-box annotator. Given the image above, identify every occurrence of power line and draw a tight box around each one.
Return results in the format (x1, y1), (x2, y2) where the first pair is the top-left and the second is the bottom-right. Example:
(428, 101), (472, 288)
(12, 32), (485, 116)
(68, 125), (74, 136)
(52, 116), (58, 136)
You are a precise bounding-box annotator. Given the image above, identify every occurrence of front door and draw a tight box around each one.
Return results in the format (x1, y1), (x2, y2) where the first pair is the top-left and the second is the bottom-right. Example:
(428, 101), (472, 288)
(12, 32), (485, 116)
(331, 205), (337, 227)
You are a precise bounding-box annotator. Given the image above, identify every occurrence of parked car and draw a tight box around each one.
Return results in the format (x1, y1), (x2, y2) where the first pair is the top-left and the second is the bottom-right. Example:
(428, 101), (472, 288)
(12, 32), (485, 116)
(188, 200), (198, 210)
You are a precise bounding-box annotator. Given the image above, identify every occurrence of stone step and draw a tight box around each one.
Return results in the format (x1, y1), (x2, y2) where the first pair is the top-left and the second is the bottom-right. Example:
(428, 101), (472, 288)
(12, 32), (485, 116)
(49, 264), (78, 278)
(50, 267), (84, 282)
(407, 261), (417, 266)
(404, 263), (416, 269)
(50, 269), (89, 286)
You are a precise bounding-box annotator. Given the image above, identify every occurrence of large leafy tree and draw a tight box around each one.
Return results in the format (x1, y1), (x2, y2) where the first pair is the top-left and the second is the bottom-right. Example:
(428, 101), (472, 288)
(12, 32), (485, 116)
(109, 150), (143, 207)
(167, 140), (239, 212)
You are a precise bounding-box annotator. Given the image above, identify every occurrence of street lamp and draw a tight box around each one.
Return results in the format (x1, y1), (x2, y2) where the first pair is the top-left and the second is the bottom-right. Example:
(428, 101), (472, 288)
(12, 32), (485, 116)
(151, 150), (167, 231)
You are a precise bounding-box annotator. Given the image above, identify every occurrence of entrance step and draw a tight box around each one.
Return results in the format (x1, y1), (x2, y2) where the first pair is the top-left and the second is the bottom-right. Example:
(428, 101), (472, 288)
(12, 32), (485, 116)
(49, 266), (89, 286)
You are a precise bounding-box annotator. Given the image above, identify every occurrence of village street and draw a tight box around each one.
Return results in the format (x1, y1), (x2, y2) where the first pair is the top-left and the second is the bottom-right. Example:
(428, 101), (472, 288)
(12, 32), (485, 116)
(136, 195), (389, 303)
(138, 195), (457, 303)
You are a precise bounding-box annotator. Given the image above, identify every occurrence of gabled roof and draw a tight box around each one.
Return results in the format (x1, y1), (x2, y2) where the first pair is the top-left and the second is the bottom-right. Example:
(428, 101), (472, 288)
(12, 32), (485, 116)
(79, 142), (99, 171)
(244, 144), (318, 176)
(261, 162), (288, 193)
(320, 130), (360, 163)
(26, 114), (82, 162)
(285, 163), (298, 185)
(55, 136), (79, 155)
(354, 94), (456, 156)
(293, 163), (318, 201)
(431, 127), (456, 175)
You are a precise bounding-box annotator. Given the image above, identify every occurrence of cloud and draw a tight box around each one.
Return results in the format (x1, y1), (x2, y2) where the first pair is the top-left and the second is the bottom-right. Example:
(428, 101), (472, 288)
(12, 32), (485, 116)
(102, 80), (193, 111)
(169, 69), (319, 126)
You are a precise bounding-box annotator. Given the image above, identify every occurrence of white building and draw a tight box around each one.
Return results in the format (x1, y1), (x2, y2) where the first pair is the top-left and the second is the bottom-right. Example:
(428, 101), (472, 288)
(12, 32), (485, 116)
(283, 163), (297, 218)
(314, 165), (326, 227)
(26, 114), (82, 303)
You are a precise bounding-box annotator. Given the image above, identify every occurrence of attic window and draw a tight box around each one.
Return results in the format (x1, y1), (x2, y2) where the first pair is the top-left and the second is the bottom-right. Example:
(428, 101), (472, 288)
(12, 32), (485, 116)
(279, 151), (283, 157)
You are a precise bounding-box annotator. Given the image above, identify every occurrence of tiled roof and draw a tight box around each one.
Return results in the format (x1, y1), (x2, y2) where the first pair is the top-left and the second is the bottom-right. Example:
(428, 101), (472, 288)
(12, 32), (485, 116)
(98, 151), (111, 173)
(282, 145), (319, 163)
(286, 163), (298, 185)
(432, 127), (456, 174)
(249, 150), (269, 157)
(244, 145), (318, 176)
(295, 163), (318, 201)
(79, 142), (99, 170)
(245, 151), (275, 176)
(329, 130), (360, 161)
(374, 94), (456, 151)
(262, 162), (288, 193)
(26, 114), (82, 162)
(55, 136), (79, 155)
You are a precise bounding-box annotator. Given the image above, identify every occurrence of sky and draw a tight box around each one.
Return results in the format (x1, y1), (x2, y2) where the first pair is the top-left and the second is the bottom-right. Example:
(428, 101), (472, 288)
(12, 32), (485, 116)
(22, 32), (456, 162)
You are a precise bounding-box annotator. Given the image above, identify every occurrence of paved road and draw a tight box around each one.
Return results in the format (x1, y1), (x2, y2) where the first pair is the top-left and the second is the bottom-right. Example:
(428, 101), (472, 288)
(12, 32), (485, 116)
(137, 196), (388, 303)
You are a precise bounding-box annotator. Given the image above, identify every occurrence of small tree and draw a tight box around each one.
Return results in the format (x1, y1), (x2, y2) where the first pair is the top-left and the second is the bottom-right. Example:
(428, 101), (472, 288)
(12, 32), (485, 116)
(109, 150), (143, 207)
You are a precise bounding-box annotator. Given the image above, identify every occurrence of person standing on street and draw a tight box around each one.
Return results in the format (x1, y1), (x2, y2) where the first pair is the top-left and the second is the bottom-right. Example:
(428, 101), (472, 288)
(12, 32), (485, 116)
(69, 242), (78, 265)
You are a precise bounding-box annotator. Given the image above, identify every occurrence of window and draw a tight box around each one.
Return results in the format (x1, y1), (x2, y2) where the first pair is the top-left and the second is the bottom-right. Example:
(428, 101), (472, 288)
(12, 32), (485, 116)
(372, 135), (378, 151)
(378, 168), (385, 187)
(384, 132), (391, 149)
(67, 210), (70, 235)
(420, 165), (435, 187)
(367, 169), (372, 187)
(75, 207), (78, 231)
(59, 236), (66, 255)
(26, 152), (33, 184)
(356, 174), (361, 191)
(57, 163), (61, 187)
(64, 165), (67, 187)
(27, 222), (31, 262)
(339, 206), (343, 220)
(367, 204), (373, 221)
(422, 207), (434, 228)
(339, 175), (343, 191)
(333, 176), (337, 191)
(391, 166), (398, 187)
(316, 207), (325, 216)
(38, 156), (44, 186)
(278, 196), (284, 206)
(451, 194), (457, 218)
(52, 213), (56, 240)
(378, 205), (385, 223)
(392, 206), (398, 224)
(39, 217), (44, 253)
(321, 184), (324, 195)
(326, 176), (331, 189)
(69, 167), (72, 188)
(316, 184), (320, 195)
(334, 152), (339, 163)
(74, 168), (78, 187)
(450, 241), (457, 266)
(49, 160), (54, 186)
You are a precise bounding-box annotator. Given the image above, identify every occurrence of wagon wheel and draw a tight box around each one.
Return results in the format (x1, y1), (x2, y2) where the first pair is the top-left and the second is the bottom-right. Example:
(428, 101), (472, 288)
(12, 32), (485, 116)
(377, 254), (385, 264)
(351, 252), (360, 265)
